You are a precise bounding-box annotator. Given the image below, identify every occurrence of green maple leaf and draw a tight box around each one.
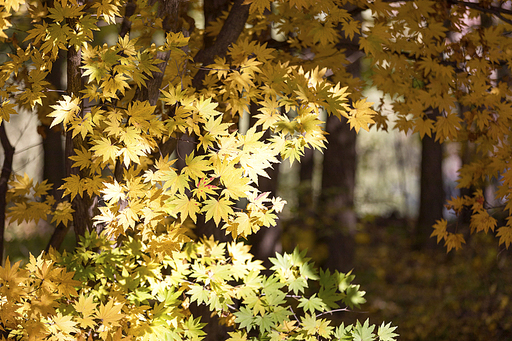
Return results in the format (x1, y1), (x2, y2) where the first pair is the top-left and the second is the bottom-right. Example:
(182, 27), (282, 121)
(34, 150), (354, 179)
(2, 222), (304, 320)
(234, 306), (256, 331)
(344, 284), (366, 309)
(377, 322), (398, 341)
(187, 284), (209, 305)
(254, 314), (274, 333)
(352, 319), (375, 341)
(298, 294), (327, 314)
(183, 316), (206, 341)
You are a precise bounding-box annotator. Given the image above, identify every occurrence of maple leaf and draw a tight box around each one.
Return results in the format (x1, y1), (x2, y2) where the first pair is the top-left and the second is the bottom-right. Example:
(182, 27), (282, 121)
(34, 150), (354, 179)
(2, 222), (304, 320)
(342, 18), (360, 41)
(91, 0), (120, 24)
(74, 294), (98, 325)
(0, 99), (17, 123)
(48, 313), (78, 336)
(95, 300), (125, 326)
(0, 257), (24, 283)
(91, 137), (121, 163)
(51, 201), (74, 226)
(470, 210), (497, 233)
(497, 222), (512, 249)
(435, 112), (462, 142)
(70, 112), (94, 139)
(69, 147), (93, 170)
(59, 174), (84, 200)
(183, 152), (211, 180)
(243, 0), (272, 14)
(377, 322), (399, 341)
(444, 233), (466, 253)
(347, 99), (376, 133)
(430, 219), (448, 243)
(169, 194), (201, 223)
(202, 196), (234, 226)
(48, 95), (81, 128)
(414, 117), (435, 138)
(101, 180), (126, 204)
(9, 172), (33, 196)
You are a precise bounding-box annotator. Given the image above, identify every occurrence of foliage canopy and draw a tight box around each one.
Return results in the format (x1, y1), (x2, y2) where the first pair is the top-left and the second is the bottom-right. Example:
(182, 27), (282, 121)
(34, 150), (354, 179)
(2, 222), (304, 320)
(1, 0), (512, 338)
(0, 0), (391, 339)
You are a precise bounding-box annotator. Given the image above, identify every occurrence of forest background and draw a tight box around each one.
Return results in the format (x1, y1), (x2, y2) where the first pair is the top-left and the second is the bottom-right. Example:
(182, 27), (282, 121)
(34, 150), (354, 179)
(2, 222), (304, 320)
(1, 0), (512, 340)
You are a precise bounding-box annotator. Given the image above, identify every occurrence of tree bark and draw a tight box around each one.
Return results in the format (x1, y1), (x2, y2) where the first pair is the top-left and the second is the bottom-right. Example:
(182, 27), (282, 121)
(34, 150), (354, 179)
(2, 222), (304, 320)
(192, 0), (250, 89)
(66, 45), (94, 240)
(317, 4), (362, 273)
(319, 114), (357, 273)
(298, 148), (315, 211)
(415, 130), (444, 249)
(0, 124), (14, 265)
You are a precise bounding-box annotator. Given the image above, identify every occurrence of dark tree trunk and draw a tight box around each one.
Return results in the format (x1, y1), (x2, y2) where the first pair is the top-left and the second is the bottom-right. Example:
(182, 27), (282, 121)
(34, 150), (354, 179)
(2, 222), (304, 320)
(317, 3), (362, 273)
(0, 124), (14, 265)
(319, 114), (357, 273)
(298, 147), (315, 211)
(42, 51), (69, 251)
(415, 114), (445, 249)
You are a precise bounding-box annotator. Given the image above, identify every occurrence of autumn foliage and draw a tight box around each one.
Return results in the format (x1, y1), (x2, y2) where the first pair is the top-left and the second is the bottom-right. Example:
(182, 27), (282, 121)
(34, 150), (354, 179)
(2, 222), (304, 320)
(0, 0), (400, 339)
(1, 0), (512, 339)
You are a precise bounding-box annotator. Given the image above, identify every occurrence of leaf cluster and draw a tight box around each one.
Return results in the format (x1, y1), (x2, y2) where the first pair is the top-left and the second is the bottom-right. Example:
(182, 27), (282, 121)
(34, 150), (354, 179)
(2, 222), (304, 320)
(0, 233), (397, 341)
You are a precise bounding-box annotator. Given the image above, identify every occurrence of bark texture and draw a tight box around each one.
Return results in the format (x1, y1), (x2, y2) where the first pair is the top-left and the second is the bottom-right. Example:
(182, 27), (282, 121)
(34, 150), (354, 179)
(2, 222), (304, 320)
(0, 124), (14, 265)
(319, 114), (357, 272)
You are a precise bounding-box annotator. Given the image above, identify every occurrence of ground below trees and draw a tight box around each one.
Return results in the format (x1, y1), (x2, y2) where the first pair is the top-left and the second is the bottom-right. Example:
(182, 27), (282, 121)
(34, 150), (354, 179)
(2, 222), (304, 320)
(351, 216), (512, 341)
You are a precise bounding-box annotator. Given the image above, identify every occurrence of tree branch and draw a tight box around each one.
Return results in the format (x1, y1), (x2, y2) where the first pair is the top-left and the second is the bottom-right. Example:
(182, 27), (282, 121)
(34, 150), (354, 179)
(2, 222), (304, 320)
(192, 0), (250, 89)
(450, 0), (512, 25)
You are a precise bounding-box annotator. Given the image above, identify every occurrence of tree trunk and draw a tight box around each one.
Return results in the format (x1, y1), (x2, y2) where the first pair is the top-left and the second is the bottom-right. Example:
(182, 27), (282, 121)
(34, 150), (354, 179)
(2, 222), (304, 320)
(42, 51), (69, 251)
(415, 130), (444, 249)
(298, 148), (315, 211)
(319, 114), (357, 273)
(0, 124), (14, 265)
(414, 107), (445, 249)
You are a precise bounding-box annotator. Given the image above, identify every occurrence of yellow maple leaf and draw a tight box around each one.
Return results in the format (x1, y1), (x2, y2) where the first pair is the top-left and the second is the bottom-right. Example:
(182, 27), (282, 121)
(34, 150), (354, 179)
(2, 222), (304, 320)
(9, 172), (33, 196)
(183, 152), (211, 180)
(444, 232), (465, 253)
(470, 210), (497, 234)
(48, 313), (78, 336)
(0, 257), (25, 284)
(497, 224), (512, 249)
(51, 201), (74, 227)
(91, 137), (121, 163)
(69, 147), (93, 170)
(74, 294), (98, 329)
(0, 99), (17, 123)
(95, 300), (125, 326)
(101, 180), (126, 204)
(169, 194), (201, 223)
(48, 95), (81, 128)
(347, 99), (376, 133)
(414, 117), (435, 138)
(430, 219), (448, 243)
(59, 174), (84, 200)
(243, 0), (272, 14)
(435, 112), (462, 142)
(202, 196), (234, 226)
